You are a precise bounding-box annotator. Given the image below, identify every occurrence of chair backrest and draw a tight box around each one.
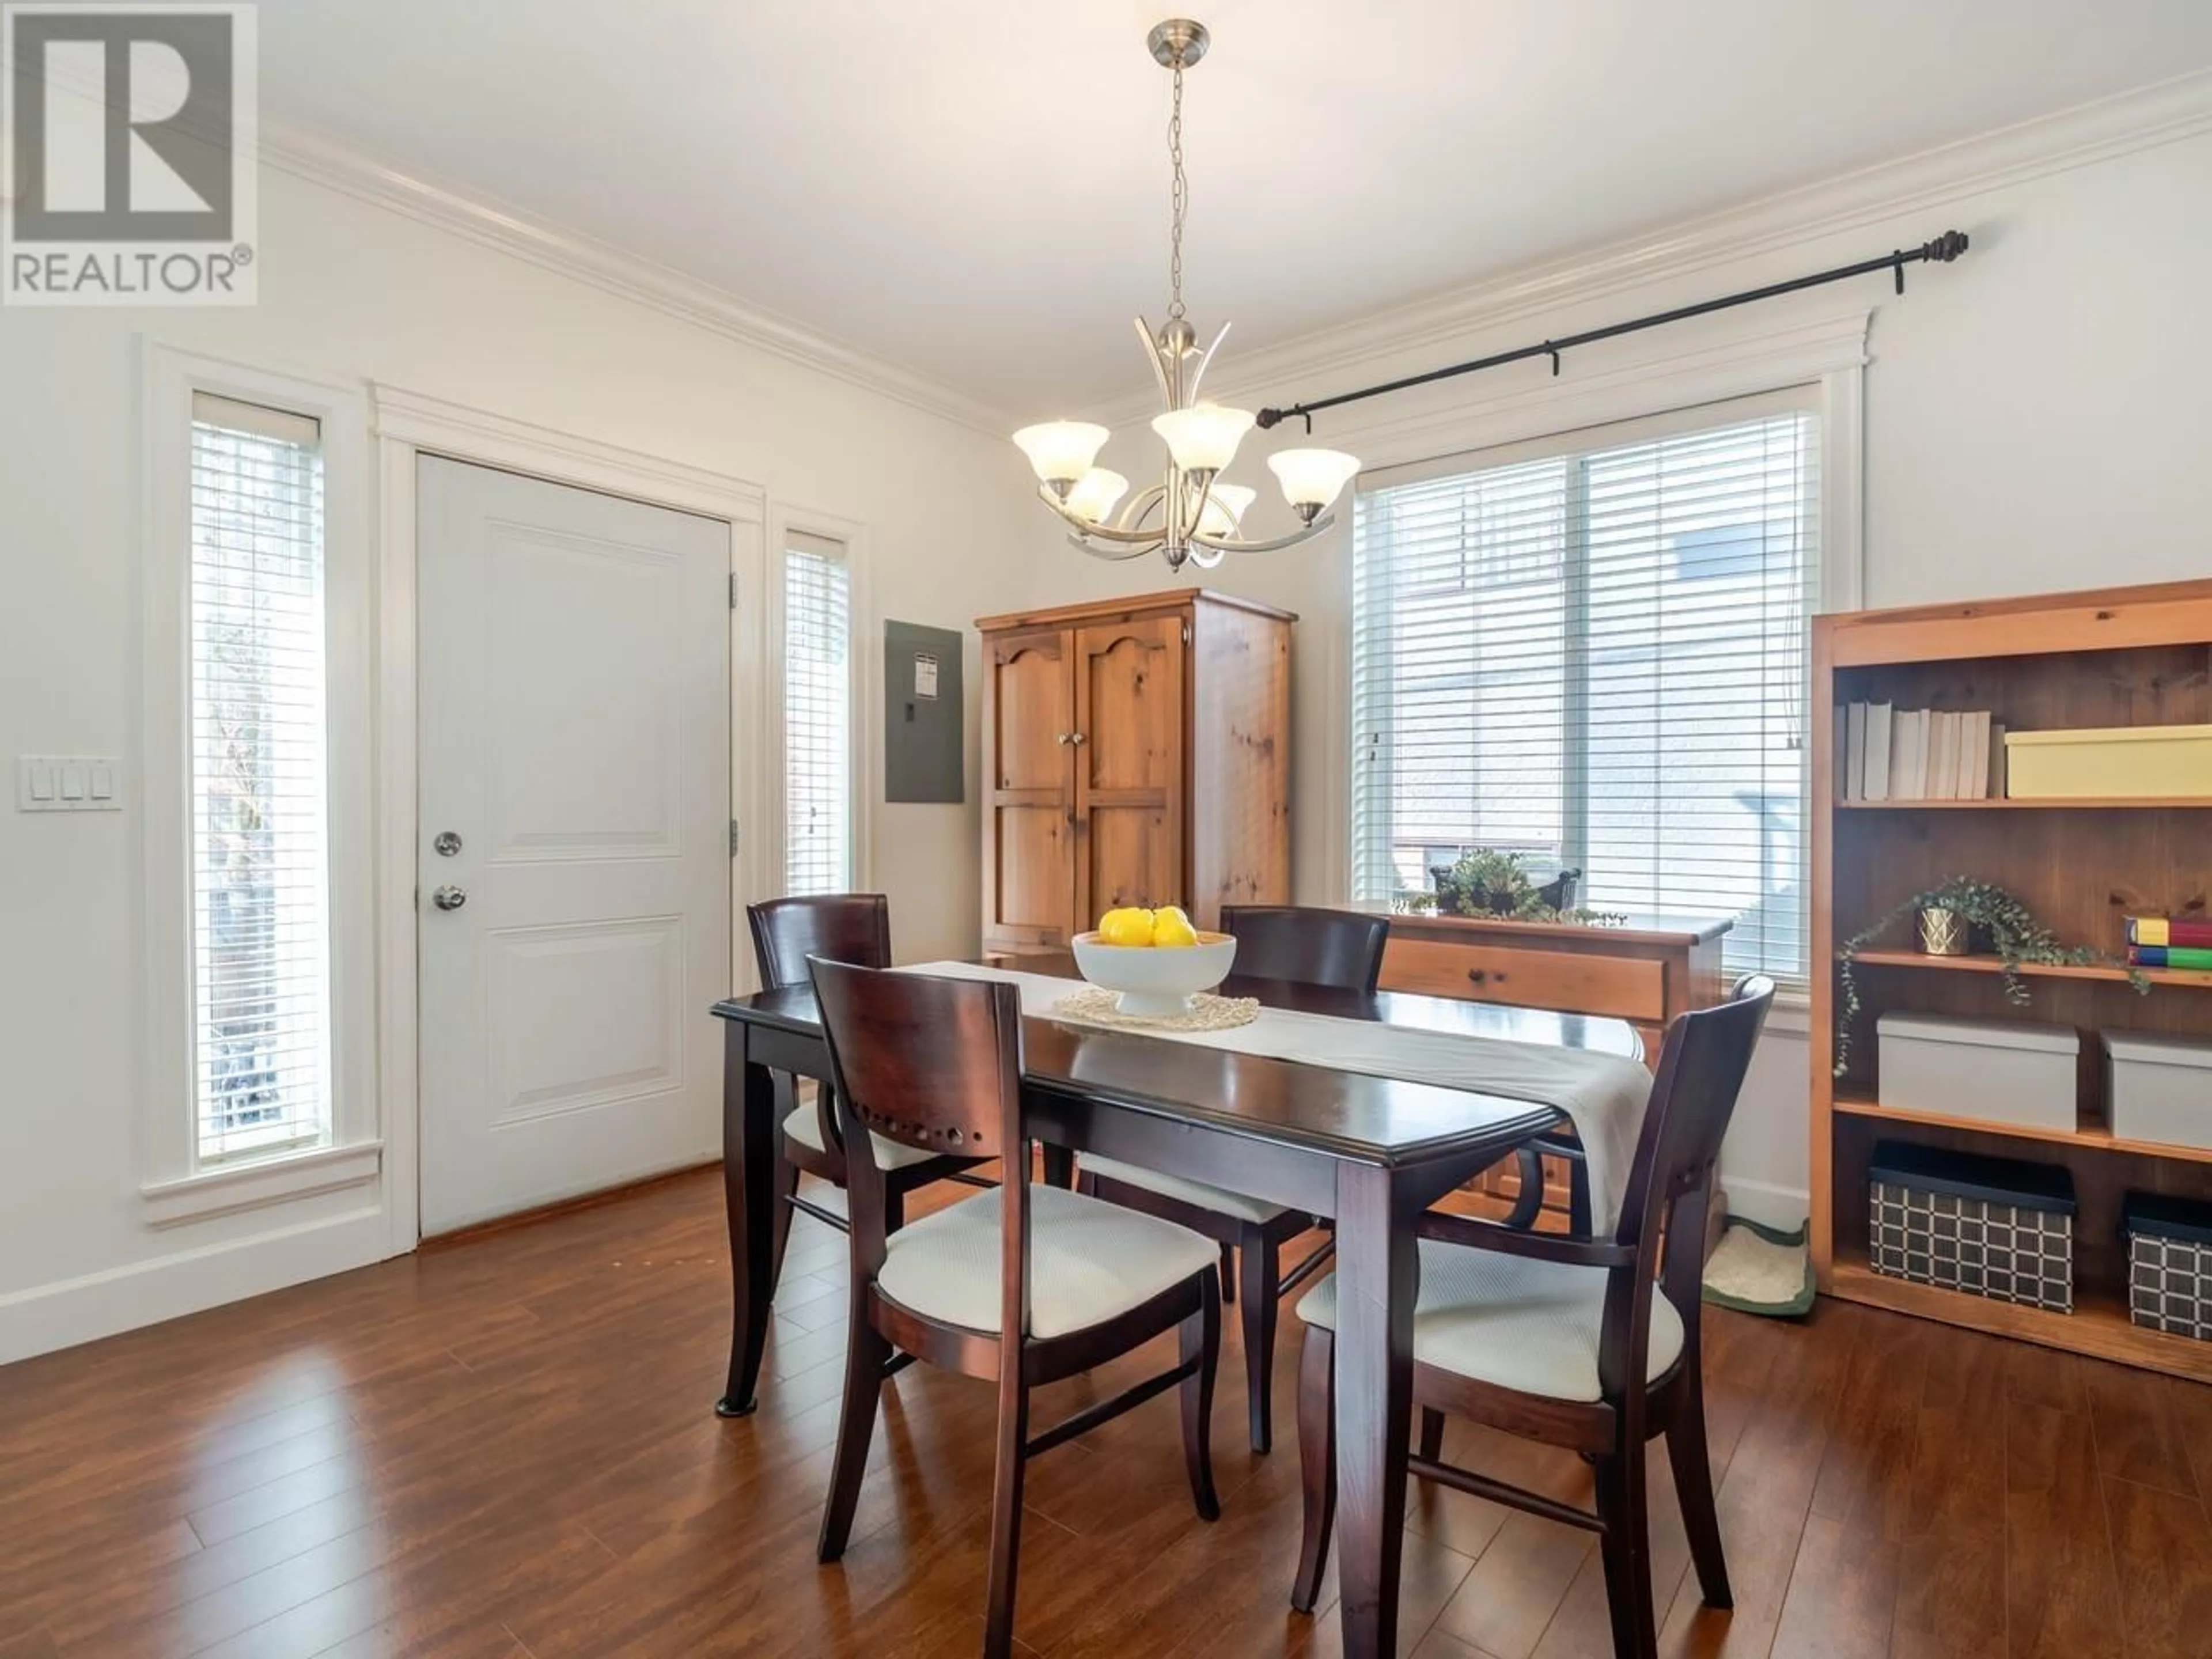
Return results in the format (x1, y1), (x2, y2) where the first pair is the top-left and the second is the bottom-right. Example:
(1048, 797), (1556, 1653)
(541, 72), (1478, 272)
(809, 959), (1032, 1330)
(748, 894), (891, 990)
(1218, 905), (1390, 995)
(1599, 974), (1774, 1403)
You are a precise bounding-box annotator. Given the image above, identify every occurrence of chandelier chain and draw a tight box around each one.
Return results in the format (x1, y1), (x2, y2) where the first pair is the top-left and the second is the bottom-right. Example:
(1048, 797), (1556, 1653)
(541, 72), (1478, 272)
(1168, 60), (1187, 320)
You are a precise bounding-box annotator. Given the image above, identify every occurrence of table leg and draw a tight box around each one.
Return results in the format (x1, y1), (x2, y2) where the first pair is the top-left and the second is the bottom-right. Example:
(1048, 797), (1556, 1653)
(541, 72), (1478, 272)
(718, 1023), (787, 1418)
(1331, 1162), (1419, 1658)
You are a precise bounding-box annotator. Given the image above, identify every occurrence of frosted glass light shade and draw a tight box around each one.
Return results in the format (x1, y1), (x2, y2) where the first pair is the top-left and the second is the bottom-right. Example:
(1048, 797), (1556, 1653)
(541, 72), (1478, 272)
(1065, 468), (1129, 525)
(1013, 421), (1110, 487)
(1151, 403), (1254, 473)
(1195, 482), (1255, 538)
(1267, 448), (1361, 513)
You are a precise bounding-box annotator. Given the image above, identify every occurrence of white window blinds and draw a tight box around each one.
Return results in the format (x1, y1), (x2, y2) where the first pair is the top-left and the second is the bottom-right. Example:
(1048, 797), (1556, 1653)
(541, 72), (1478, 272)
(1351, 391), (1820, 980)
(188, 392), (333, 1162)
(783, 531), (853, 896)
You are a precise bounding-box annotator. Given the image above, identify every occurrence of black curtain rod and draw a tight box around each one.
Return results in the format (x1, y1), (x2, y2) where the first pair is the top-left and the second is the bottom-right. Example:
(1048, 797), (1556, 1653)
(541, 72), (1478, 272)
(1253, 229), (1971, 431)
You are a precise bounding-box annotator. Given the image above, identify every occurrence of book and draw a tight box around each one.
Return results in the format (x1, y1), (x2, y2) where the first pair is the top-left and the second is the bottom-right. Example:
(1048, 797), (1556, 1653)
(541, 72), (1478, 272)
(2132, 945), (2212, 969)
(1962, 710), (1993, 800)
(1862, 703), (1893, 802)
(1929, 711), (1959, 801)
(1846, 702), (1868, 802)
(1893, 709), (1929, 800)
(2130, 918), (2212, 949)
(1835, 706), (1849, 804)
(1990, 721), (2008, 797)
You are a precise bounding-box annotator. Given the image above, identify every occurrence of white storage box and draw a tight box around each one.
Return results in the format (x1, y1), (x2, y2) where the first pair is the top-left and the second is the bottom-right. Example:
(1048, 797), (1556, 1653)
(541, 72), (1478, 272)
(2106, 1031), (2212, 1152)
(1876, 1013), (2079, 1132)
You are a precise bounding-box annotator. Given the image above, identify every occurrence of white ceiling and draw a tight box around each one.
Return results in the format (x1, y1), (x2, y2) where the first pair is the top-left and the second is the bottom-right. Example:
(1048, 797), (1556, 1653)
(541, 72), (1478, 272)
(261, 1), (2212, 416)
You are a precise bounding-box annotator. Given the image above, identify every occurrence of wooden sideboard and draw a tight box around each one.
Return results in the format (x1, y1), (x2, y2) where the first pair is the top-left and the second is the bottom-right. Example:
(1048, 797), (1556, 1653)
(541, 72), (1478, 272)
(977, 589), (1293, 952)
(1381, 911), (1733, 1214)
(1378, 912), (1733, 1054)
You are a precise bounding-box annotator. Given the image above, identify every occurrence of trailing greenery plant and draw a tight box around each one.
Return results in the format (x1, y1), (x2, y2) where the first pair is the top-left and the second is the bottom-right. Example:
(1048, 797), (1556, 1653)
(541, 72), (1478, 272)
(1390, 891), (1438, 915)
(1832, 875), (2150, 1075)
(1431, 848), (1624, 928)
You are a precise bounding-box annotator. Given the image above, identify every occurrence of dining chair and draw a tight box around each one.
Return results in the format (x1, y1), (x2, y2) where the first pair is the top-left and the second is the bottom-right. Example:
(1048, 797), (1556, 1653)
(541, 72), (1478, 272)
(746, 895), (979, 1258)
(809, 959), (1224, 1659)
(1076, 903), (1391, 1454)
(1289, 975), (1774, 1659)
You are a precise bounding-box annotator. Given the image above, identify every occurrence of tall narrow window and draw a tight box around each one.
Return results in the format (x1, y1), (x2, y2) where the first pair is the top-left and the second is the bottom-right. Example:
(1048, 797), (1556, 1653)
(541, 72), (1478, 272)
(1352, 390), (1820, 980)
(783, 531), (853, 895)
(188, 394), (332, 1161)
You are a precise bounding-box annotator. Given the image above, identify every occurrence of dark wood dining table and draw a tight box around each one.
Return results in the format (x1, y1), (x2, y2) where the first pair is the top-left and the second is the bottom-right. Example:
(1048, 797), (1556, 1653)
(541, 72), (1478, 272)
(709, 956), (1642, 1658)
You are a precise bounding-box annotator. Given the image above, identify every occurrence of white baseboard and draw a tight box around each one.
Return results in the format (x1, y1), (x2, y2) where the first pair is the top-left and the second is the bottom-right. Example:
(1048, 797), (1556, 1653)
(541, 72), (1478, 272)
(0, 1206), (394, 1366)
(1716, 1176), (1812, 1232)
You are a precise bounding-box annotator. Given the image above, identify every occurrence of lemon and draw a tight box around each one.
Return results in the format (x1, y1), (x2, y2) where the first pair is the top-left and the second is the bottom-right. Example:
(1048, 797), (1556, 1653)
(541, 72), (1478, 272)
(1097, 907), (1156, 947)
(1152, 906), (1199, 948)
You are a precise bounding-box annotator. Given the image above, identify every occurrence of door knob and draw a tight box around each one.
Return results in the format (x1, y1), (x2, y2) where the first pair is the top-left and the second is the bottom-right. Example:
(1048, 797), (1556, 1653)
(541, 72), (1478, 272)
(431, 884), (468, 911)
(433, 830), (463, 857)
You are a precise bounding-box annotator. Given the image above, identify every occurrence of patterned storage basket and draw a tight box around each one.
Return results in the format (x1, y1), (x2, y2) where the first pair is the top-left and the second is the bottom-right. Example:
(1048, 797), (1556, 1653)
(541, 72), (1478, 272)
(1868, 1141), (2075, 1314)
(2123, 1191), (2212, 1342)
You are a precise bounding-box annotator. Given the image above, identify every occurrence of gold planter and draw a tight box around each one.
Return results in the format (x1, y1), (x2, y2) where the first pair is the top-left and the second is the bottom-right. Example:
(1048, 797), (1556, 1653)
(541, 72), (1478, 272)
(1916, 907), (1971, 957)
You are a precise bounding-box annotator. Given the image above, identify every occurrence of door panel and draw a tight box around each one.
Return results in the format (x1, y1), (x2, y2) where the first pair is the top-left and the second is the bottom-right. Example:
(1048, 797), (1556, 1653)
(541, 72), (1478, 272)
(984, 629), (1077, 947)
(1085, 805), (1178, 915)
(417, 457), (730, 1235)
(1074, 616), (1185, 924)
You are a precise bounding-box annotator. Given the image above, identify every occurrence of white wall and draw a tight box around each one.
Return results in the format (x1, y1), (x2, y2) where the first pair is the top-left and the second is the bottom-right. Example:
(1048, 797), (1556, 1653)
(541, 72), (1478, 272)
(1021, 122), (2212, 1227)
(0, 164), (1032, 1361)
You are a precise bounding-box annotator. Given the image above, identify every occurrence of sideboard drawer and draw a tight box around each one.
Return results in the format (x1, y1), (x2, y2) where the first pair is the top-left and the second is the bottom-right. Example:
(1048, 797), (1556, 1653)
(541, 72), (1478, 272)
(1379, 937), (1668, 1024)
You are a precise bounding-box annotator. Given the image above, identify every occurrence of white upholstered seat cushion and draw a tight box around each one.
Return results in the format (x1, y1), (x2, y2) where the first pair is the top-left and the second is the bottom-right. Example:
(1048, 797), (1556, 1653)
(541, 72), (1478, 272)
(1296, 1238), (1684, 1404)
(1080, 1154), (1292, 1224)
(877, 1183), (1218, 1339)
(782, 1104), (941, 1172)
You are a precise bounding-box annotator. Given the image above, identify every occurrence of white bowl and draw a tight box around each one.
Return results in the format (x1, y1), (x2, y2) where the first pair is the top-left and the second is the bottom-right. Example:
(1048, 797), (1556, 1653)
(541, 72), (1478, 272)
(1070, 931), (1238, 1018)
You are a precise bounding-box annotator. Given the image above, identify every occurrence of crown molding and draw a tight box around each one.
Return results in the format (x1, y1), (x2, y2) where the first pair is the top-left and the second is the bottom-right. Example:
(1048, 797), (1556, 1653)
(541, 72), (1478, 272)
(259, 121), (1016, 438)
(1088, 67), (2212, 428)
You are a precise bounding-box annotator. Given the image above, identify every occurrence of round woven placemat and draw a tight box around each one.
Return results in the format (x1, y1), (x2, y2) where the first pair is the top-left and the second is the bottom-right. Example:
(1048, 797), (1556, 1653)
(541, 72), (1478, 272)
(1051, 986), (1261, 1032)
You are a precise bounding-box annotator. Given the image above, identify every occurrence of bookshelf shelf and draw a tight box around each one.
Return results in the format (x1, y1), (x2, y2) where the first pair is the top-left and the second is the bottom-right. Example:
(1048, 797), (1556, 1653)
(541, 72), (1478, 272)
(1847, 949), (2212, 989)
(1836, 796), (2212, 810)
(1830, 1092), (2212, 1166)
(1813, 579), (2212, 1385)
(1827, 1259), (2212, 1385)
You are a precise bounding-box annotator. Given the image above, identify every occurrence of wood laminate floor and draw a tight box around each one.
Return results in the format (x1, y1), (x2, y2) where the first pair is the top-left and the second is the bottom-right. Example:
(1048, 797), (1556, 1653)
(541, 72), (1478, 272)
(4, 1168), (2210, 1659)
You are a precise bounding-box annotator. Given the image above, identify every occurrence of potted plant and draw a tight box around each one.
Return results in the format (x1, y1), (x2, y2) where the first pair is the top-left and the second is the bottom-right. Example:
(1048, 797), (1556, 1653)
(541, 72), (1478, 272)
(1430, 849), (1622, 927)
(1832, 875), (2149, 1074)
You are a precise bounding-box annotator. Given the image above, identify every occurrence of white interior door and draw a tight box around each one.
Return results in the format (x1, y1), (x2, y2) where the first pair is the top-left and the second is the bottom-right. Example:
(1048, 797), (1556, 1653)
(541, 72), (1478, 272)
(417, 457), (731, 1234)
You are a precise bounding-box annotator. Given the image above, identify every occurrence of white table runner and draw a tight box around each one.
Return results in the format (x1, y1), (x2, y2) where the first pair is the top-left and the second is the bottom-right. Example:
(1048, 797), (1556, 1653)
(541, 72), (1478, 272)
(901, 961), (1653, 1232)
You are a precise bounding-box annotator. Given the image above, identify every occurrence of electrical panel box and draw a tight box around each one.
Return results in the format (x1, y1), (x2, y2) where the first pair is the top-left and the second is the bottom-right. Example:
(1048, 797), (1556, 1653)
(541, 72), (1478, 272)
(883, 620), (964, 804)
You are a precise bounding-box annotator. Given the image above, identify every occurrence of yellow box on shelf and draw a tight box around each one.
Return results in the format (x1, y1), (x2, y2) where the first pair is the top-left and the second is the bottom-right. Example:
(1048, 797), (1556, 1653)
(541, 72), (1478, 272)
(2005, 724), (2212, 800)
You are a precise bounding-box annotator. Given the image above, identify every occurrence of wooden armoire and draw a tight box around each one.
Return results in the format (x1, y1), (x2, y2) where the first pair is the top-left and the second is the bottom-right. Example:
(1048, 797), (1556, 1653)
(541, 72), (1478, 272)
(978, 589), (1294, 953)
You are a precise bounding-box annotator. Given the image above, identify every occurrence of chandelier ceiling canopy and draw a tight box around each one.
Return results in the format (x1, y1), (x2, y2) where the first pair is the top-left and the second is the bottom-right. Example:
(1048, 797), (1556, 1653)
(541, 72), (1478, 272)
(1012, 19), (1359, 573)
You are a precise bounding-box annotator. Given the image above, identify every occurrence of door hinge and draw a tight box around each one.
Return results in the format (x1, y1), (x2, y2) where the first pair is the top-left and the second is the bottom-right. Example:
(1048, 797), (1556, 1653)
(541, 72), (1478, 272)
(729, 819), (742, 857)
(1181, 623), (1191, 645)
(729, 573), (741, 610)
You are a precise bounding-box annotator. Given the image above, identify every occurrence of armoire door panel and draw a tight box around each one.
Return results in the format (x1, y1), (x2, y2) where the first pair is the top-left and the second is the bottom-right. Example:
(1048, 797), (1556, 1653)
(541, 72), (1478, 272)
(994, 805), (1076, 938)
(1077, 622), (1180, 795)
(990, 631), (1074, 792)
(1074, 616), (1185, 922)
(983, 626), (1077, 945)
(1084, 805), (1179, 916)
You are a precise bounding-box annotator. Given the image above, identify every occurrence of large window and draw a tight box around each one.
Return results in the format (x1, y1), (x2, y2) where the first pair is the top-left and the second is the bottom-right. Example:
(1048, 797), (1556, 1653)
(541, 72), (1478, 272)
(188, 394), (332, 1161)
(1351, 391), (1820, 979)
(782, 530), (854, 895)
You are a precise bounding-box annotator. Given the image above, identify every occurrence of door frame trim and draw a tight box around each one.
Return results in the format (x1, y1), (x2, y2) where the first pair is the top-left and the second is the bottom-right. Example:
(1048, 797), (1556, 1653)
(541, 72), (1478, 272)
(372, 385), (767, 1256)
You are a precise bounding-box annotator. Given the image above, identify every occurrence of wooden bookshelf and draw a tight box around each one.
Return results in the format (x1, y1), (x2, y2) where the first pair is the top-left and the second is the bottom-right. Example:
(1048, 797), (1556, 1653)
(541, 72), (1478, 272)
(1811, 580), (2212, 1383)
(1849, 948), (2212, 989)
(1838, 796), (2212, 810)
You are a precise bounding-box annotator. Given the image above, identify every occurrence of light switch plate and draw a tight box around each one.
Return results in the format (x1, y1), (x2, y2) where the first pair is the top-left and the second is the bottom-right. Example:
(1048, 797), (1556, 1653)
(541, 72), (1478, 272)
(17, 756), (123, 812)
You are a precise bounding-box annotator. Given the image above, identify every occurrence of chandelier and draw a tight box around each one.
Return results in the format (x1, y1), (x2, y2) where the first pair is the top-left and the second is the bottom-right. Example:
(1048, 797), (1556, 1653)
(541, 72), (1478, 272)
(1012, 19), (1359, 572)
